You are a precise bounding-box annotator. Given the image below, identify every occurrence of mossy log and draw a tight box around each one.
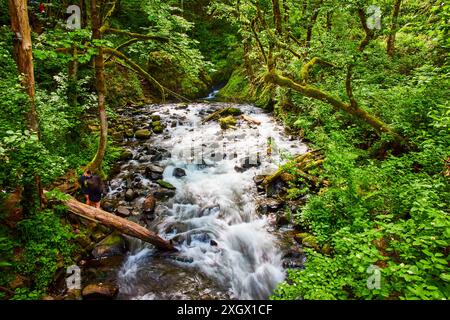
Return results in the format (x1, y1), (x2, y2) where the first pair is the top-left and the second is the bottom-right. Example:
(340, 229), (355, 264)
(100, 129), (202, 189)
(263, 150), (324, 187)
(202, 107), (243, 123)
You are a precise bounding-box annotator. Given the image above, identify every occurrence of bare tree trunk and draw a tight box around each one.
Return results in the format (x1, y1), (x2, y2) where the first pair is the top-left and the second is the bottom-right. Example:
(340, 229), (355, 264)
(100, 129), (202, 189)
(89, 0), (108, 173)
(8, 0), (43, 212)
(387, 0), (402, 57)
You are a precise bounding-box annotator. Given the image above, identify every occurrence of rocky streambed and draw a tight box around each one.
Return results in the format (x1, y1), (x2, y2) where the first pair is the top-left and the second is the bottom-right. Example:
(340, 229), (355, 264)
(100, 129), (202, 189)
(71, 101), (309, 300)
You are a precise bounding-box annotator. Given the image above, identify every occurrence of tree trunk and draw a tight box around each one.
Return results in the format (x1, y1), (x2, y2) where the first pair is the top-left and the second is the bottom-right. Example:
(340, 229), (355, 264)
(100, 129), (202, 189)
(60, 194), (176, 251)
(326, 11), (332, 31)
(271, 0), (282, 34)
(387, 0), (402, 57)
(358, 7), (375, 52)
(305, 1), (323, 47)
(8, 0), (43, 212)
(89, 0), (108, 173)
(67, 45), (78, 107)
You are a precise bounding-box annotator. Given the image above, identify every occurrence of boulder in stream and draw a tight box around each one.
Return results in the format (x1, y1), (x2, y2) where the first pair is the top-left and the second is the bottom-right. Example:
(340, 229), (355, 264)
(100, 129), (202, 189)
(82, 283), (119, 300)
(142, 195), (156, 214)
(125, 189), (136, 202)
(116, 206), (131, 217)
(135, 129), (152, 139)
(92, 232), (127, 259)
(119, 149), (133, 161)
(153, 188), (176, 200)
(173, 168), (186, 178)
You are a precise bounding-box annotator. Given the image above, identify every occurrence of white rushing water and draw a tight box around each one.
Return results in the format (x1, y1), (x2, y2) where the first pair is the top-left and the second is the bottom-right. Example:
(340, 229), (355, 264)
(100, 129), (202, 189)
(114, 102), (308, 299)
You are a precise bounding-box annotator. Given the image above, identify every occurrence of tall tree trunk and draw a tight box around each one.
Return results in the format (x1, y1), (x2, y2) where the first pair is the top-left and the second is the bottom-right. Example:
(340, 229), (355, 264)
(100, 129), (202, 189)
(271, 0), (282, 34)
(8, 0), (43, 212)
(67, 46), (78, 107)
(306, 1), (323, 47)
(387, 0), (402, 57)
(326, 11), (332, 31)
(89, 0), (108, 173)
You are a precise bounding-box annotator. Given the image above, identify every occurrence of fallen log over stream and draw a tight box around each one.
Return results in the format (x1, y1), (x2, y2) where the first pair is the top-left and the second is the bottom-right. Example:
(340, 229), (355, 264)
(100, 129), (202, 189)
(47, 192), (176, 252)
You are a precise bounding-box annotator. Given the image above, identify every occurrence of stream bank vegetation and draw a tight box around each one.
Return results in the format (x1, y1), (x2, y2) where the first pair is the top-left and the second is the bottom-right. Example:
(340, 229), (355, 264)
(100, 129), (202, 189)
(0, 0), (449, 300)
(213, 0), (449, 300)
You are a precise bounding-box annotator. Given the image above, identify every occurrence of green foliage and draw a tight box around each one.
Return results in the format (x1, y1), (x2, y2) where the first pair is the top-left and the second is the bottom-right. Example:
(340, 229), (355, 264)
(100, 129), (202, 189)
(16, 210), (76, 291)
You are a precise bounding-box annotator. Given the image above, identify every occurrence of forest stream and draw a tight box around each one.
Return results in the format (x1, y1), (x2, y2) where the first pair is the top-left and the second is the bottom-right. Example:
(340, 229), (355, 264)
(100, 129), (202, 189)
(83, 100), (308, 300)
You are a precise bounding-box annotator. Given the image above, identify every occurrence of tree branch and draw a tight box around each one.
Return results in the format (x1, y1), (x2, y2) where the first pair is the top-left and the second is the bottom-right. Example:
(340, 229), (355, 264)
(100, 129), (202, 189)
(300, 57), (336, 84)
(103, 47), (191, 102)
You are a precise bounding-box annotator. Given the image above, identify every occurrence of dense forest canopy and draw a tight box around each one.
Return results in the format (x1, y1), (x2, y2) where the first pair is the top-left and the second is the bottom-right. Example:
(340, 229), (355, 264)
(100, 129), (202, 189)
(0, 0), (449, 301)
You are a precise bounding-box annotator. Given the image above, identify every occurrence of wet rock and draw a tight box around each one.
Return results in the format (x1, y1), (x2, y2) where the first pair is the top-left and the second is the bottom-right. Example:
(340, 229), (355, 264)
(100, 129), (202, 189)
(125, 189), (136, 202)
(153, 188), (176, 200)
(165, 222), (188, 234)
(142, 195), (156, 214)
(283, 246), (305, 259)
(235, 155), (261, 172)
(266, 179), (287, 198)
(294, 233), (319, 250)
(257, 198), (284, 214)
(124, 129), (134, 138)
(116, 206), (131, 217)
(135, 129), (151, 139)
(151, 150), (171, 161)
(210, 239), (218, 246)
(157, 179), (176, 190)
(82, 283), (118, 300)
(92, 232), (127, 259)
(112, 132), (124, 142)
(146, 164), (164, 174)
(65, 289), (82, 300)
(151, 115), (161, 122)
(153, 126), (164, 134)
(282, 258), (305, 269)
(144, 165), (164, 180)
(276, 214), (290, 226)
(253, 175), (266, 185)
(173, 168), (186, 178)
(119, 149), (133, 161)
(171, 121), (177, 128)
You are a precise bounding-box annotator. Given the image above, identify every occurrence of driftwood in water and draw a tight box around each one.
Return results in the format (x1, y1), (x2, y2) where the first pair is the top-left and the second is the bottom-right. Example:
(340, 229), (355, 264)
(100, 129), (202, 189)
(52, 193), (176, 251)
(241, 115), (261, 125)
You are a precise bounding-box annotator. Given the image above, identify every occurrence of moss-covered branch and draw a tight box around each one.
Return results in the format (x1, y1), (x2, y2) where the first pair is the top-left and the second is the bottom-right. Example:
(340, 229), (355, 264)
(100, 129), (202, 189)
(264, 68), (406, 145)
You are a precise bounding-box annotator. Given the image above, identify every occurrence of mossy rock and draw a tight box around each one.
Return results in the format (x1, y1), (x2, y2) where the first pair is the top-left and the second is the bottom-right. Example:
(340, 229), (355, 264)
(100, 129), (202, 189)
(294, 232), (319, 250)
(156, 179), (176, 190)
(152, 126), (164, 134)
(219, 116), (237, 130)
(151, 121), (162, 128)
(321, 243), (332, 255)
(124, 129), (134, 138)
(135, 129), (151, 139)
(151, 115), (161, 122)
(92, 232), (127, 259)
(119, 149), (133, 161)
(223, 107), (243, 116)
